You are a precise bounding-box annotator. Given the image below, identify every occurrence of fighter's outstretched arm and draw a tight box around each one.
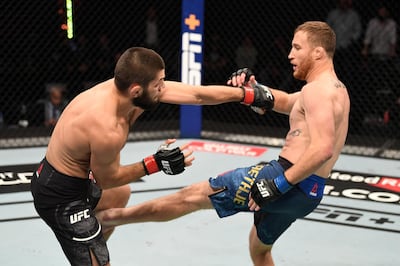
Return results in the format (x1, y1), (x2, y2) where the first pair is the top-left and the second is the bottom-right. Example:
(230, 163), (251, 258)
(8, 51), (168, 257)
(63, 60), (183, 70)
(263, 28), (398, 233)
(161, 81), (274, 111)
(161, 81), (244, 105)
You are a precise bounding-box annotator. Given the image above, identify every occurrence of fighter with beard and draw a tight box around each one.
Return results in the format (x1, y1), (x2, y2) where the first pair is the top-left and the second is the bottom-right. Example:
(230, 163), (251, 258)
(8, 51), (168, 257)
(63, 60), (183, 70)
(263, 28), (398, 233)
(30, 47), (274, 266)
(96, 22), (350, 266)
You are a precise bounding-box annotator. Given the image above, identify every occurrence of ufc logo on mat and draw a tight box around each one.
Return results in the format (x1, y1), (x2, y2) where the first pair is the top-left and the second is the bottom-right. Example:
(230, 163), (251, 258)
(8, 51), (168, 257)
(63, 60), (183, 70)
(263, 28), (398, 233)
(70, 209), (90, 224)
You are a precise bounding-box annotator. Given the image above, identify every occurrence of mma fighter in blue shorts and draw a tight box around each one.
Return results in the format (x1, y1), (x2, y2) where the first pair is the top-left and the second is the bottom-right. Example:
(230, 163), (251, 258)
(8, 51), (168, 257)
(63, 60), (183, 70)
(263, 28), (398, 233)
(30, 47), (274, 266)
(97, 21), (350, 266)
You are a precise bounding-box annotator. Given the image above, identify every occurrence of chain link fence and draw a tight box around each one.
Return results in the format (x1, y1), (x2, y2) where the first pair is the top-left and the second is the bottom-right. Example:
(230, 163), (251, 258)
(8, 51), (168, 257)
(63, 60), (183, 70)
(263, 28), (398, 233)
(2, 0), (400, 159)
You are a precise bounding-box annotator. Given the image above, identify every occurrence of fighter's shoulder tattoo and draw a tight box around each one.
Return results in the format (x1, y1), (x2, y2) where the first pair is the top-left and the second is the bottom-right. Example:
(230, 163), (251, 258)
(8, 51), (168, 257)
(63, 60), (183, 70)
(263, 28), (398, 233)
(333, 80), (346, 89)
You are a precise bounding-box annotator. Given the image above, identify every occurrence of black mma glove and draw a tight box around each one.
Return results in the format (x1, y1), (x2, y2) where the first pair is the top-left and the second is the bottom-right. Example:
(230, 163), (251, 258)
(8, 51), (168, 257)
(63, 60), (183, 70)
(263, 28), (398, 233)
(250, 174), (293, 207)
(142, 143), (185, 175)
(229, 68), (254, 84)
(242, 83), (274, 109)
(229, 68), (274, 113)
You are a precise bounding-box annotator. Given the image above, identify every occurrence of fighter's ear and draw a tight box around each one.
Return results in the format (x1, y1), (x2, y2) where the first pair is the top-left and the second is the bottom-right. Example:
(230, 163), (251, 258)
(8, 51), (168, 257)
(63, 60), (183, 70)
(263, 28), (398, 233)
(129, 83), (142, 98)
(313, 46), (325, 60)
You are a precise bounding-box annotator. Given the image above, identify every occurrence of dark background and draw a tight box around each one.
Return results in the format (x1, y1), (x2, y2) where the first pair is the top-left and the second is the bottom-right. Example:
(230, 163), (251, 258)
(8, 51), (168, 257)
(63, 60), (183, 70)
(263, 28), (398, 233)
(1, 0), (400, 158)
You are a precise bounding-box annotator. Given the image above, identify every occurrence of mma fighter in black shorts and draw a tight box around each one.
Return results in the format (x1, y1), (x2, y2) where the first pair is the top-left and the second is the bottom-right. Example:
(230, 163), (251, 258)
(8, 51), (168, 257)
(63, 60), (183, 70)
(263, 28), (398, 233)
(31, 47), (274, 265)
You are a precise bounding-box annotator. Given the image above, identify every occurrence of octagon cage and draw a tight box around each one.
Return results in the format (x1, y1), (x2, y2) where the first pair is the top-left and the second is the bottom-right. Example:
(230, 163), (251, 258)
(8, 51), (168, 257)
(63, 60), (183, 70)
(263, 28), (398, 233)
(2, 0), (400, 159)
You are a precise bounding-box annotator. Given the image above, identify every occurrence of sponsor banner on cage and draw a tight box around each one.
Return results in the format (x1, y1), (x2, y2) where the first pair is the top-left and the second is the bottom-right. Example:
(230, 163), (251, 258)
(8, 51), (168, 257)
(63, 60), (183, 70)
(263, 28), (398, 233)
(179, 0), (205, 138)
(1, 162), (399, 200)
(181, 0), (204, 85)
(186, 141), (267, 157)
(324, 170), (400, 205)
(0, 164), (36, 193)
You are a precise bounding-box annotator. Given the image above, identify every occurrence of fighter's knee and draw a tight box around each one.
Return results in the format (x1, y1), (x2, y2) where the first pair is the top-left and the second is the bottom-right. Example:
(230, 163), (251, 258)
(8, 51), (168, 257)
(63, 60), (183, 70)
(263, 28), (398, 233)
(249, 226), (274, 266)
(177, 182), (213, 209)
(97, 185), (131, 211)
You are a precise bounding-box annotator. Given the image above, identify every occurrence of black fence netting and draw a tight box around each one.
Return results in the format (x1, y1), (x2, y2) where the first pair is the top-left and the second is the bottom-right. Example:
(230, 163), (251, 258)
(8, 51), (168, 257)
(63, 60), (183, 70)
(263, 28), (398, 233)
(1, 0), (400, 159)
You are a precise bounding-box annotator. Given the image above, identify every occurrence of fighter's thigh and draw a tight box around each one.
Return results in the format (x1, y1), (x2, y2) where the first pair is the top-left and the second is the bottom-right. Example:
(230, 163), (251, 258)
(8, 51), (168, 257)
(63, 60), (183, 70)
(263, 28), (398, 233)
(48, 200), (110, 265)
(95, 184), (131, 212)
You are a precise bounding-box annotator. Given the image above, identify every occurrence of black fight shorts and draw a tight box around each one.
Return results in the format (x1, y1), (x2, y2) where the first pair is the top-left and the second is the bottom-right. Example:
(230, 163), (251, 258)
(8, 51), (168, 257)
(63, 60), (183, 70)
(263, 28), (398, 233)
(30, 158), (109, 266)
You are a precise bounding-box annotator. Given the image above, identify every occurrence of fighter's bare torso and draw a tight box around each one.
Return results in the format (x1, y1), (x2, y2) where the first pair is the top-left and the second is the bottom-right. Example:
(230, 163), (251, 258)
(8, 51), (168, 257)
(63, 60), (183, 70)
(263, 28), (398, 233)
(45, 79), (142, 179)
(279, 72), (350, 178)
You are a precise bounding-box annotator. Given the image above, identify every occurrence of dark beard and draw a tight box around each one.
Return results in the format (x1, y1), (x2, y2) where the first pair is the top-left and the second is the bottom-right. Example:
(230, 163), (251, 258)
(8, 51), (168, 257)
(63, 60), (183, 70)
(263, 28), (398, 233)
(132, 89), (159, 111)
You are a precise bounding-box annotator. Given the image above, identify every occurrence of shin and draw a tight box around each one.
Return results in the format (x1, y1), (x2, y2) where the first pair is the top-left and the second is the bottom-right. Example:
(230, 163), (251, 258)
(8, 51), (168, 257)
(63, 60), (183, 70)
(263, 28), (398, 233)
(97, 180), (215, 228)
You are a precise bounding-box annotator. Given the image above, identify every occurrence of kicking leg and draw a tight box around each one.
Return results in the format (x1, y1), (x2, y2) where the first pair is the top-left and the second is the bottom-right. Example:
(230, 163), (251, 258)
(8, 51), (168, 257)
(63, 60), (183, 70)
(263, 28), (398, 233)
(97, 180), (217, 229)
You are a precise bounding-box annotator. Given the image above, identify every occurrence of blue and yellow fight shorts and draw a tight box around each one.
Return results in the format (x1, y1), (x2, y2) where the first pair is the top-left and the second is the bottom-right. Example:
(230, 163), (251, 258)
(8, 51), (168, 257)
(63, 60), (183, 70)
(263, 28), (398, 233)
(208, 157), (325, 245)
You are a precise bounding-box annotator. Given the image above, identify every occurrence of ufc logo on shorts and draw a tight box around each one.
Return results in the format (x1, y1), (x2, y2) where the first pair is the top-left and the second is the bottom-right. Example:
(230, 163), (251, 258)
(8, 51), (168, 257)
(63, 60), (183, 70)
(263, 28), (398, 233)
(256, 182), (271, 198)
(161, 160), (173, 175)
(70, 209), (90, 224)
